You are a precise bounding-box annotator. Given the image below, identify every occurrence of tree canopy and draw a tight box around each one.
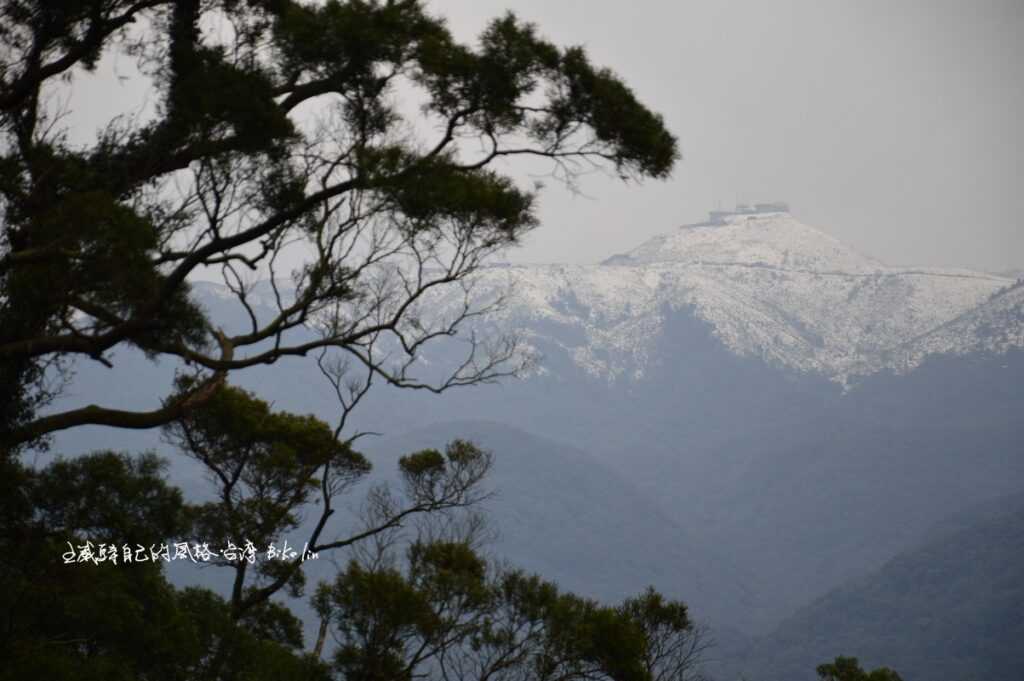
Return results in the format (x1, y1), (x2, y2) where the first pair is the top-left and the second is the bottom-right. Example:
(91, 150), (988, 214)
(0, 411), (713, 681)
(0, 0), (679, 452)
(816, 656), (904, 681)
(316, 542), (705, 681)
(0, 2), (698, 680)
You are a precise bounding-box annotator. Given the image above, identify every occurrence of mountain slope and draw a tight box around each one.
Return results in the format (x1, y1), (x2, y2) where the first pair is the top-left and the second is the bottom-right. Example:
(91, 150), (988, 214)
(361, 421), (763, 628)
(897, 280), (1024, 364)
(726, 495), (1024, 681)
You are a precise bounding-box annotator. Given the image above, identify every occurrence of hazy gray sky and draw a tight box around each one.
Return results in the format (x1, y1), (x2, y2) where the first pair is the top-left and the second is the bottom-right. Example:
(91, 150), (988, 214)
(438, 0), (1024, 271)
(66, 0), (1023, 272)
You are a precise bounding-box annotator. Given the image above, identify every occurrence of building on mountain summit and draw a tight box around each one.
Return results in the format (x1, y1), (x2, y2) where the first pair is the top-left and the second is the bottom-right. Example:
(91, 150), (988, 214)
(707, 201), (790, 225)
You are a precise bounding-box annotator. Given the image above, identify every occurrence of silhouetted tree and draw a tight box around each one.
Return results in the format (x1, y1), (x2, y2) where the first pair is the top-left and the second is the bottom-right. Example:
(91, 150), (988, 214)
(315, 532), (708, 681)
(817, 656), (903, 681)
(1, 427), (710, 681)
(0, 0), (678, 452)
(0, 2), (683, 679)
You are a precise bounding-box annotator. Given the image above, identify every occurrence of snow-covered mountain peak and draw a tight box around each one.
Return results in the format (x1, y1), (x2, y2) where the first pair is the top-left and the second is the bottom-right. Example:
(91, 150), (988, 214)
(604, 209), (884, 274)
(462, 210), (1020, 383)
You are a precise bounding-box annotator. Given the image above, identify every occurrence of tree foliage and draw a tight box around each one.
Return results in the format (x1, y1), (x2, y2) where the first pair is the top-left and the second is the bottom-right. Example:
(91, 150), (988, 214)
(315, 537), (707, 681)
(164, 383), (495, 628)
(0, 423), (712, 681)
(816, 656), (903, 681)
(0, 0), (678, 451)
(0, 3), (729, 680)
(1, 451), (203, 681)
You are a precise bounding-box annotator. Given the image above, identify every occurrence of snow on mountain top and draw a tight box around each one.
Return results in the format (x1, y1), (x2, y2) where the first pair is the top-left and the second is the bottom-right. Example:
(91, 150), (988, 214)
(465, 213), (1017, 383)
(605, 211), (885, 274)
(604, 211), (1010, 283)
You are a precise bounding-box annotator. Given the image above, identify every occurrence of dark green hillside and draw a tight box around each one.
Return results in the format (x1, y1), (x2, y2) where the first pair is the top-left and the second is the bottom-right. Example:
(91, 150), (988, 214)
(729, 495), (1024, 681)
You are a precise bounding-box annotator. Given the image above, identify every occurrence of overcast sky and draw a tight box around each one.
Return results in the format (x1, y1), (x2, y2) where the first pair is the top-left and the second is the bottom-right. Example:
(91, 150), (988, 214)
(437, 0), (1024, 272)
(67, 0), (1023, 272)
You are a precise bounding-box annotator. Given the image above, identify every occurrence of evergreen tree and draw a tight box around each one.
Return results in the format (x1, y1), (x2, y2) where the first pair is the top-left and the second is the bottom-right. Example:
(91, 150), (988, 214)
(0, 0), (678, 451)
(316, 536), (705, 681)
(0, 3), (693, 679)
(817, 656), (904, 681)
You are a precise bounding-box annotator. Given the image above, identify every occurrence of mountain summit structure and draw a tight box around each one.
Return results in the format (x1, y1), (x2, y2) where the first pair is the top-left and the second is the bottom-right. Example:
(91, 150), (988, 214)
(707, 201), (791, 225)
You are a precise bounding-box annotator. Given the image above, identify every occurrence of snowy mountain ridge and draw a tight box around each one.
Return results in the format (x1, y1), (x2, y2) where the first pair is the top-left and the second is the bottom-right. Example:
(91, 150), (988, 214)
(458, 210), (1018, 383)
(192, 210), (1021, 384)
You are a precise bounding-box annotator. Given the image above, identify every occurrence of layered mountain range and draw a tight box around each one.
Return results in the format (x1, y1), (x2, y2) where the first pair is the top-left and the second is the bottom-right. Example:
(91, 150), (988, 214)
(51, 208), (1024, 679)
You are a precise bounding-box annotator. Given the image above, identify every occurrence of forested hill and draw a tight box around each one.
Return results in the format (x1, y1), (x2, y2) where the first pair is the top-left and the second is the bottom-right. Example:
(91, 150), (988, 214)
(726, 494), (1024, 681)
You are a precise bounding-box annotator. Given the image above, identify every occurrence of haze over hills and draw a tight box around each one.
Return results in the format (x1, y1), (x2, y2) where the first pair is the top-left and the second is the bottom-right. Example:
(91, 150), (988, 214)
(360, 421), (763, 629)
(49, 207), (1024, 677)
(725, 494), (1024, 681)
